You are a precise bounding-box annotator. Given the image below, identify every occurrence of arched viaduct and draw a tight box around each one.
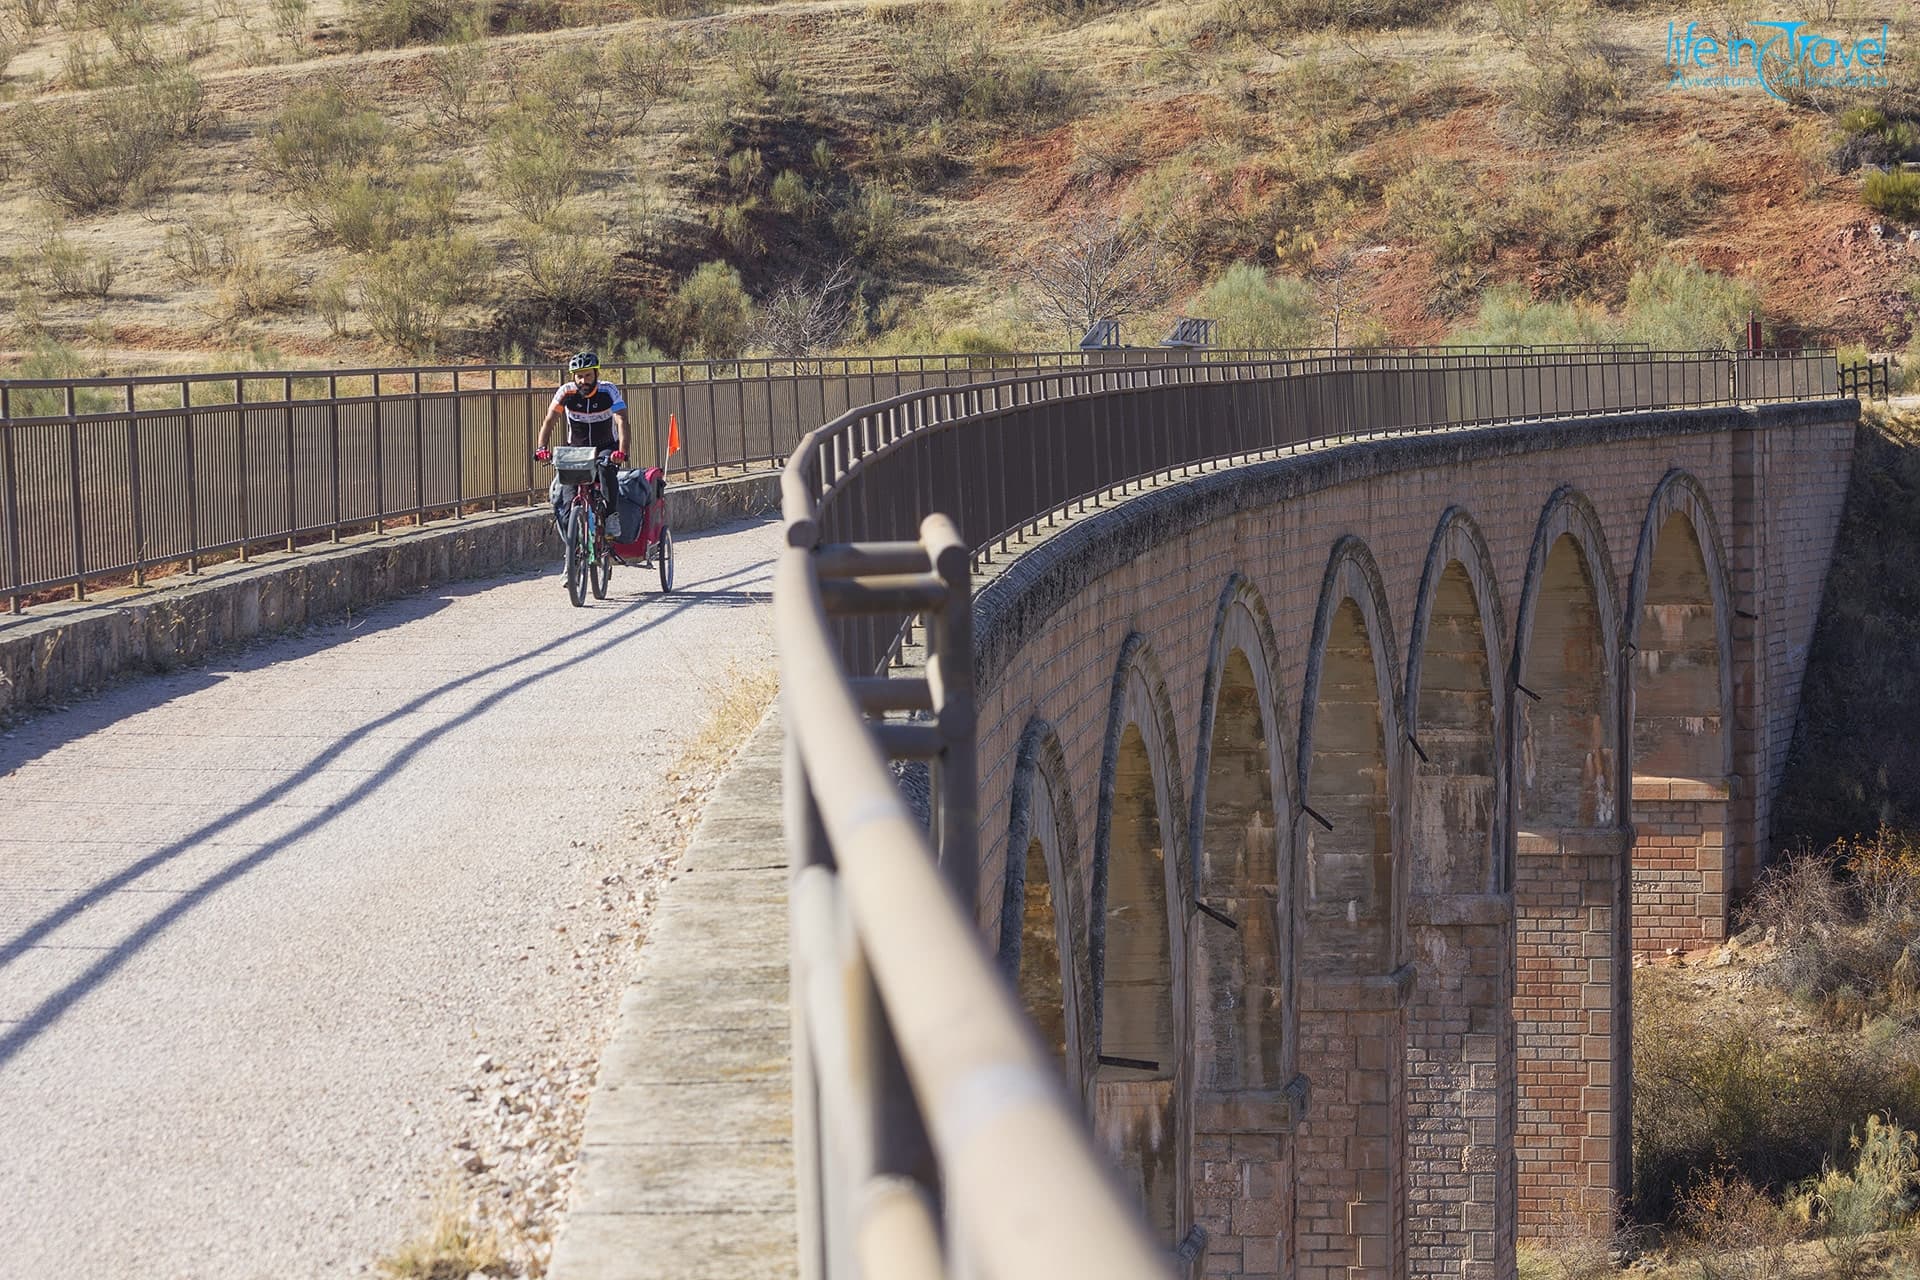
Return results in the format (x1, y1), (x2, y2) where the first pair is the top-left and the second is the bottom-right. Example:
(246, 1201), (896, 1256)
(966, 403), (1855, 1280)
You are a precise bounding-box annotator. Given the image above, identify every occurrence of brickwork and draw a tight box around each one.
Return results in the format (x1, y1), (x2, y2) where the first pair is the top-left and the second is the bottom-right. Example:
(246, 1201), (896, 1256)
(960, 404), (1857, 1280)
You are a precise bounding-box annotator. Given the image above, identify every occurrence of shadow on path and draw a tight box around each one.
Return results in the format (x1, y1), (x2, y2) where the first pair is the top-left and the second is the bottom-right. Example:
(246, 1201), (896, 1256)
(0, 555), (774, 1070)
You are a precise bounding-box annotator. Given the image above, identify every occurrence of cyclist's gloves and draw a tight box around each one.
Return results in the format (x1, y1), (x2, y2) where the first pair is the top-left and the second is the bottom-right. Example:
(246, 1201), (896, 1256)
(610, 450), (627, 463)
(534, 448), (552, 462)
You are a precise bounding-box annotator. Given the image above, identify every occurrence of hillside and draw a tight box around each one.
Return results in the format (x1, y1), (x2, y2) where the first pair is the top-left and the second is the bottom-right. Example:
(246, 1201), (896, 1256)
(0, 0), (1917, 374)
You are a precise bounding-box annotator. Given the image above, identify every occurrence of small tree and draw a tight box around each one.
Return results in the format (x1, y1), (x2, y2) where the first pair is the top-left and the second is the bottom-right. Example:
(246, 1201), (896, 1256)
(1016, 214), (1170, 343)
(753, 259), (855, 358)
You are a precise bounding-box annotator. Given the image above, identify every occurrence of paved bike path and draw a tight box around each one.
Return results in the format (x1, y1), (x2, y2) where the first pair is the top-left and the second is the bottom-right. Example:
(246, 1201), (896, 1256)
(0, 518), (779, 1279)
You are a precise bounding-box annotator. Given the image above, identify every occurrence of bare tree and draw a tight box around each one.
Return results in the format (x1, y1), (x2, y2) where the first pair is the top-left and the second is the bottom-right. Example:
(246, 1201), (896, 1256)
(753, 259), (857, 358)
(1016, 214), (1171, 343)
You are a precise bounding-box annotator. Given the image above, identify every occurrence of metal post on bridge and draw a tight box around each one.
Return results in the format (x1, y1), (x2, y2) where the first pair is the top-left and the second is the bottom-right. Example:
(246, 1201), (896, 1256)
(2, 385), (23, 614)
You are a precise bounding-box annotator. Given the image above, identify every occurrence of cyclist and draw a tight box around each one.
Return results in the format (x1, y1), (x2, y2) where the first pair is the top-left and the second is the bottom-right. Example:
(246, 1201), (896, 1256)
(534, 352), (629, 521)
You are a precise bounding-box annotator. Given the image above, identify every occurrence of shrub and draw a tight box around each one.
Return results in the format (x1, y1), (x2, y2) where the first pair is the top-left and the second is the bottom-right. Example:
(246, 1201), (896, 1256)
(359, 234), (491, 353)
(262, 82), (388, 193)
(487, 108), (576, 224)
(601, 30), (689, 132)
(517, 219), (616, 321)
(1794, 1115), (1920, 1273)
(836, 182), (906, 266)
(1382, 161), (1487, 270)
(12, 71), (203, 212)
(1634, 967), (1920, 1222)
(1619, 258), (1758, 351)
(671, 261), (754, 359)
(1865, 169), (1920, 222)
(1676, 1174), (1799, 1280)
(770, 169), (812, 217)
(307, 161), (464, 251)
(507, 47), (614, 144)
(345, 0), (479, 49)
(1195, 265), (1315, 350)
(26, 226), (115, 299)
(424, 40), (490, 137)
(723, 23), (788, 97)
(886, 11), (1076, 132)
(1509, 51), (1622, 142)
(1450, 284), (1611, 345)
(1228, 0), (1457, 32)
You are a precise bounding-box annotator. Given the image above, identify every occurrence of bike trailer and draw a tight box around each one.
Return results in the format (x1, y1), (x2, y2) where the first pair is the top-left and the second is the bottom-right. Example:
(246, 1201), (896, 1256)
(610, 467), (667, 557)
(551, 444), (601, 485)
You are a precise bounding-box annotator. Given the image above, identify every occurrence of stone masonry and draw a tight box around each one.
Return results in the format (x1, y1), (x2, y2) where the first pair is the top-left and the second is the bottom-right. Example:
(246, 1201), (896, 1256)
(961, 404), (1857, 1280)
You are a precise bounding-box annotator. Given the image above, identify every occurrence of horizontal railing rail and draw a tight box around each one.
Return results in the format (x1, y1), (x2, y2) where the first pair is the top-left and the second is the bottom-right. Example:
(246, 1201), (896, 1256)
(0, 344), (1673, 614)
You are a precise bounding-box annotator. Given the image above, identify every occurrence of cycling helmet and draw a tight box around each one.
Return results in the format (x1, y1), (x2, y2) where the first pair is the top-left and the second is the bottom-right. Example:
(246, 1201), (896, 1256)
(568, 351), (599, 375)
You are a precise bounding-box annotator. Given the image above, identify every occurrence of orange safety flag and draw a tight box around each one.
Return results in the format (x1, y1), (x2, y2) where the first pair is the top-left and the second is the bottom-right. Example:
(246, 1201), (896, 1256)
(667, 413), (682, 458)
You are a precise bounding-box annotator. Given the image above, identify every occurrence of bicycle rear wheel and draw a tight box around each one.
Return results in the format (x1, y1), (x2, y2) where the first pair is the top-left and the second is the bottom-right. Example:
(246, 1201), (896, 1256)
(657, 526), (674, 593)
(565, 506), (586, 608)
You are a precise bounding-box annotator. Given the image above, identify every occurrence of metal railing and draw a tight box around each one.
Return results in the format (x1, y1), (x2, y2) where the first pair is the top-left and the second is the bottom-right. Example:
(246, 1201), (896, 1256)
(1839, 356), (1894, 401)
(0, 344), (1677, 613)
(775, 346), (1839, 1277)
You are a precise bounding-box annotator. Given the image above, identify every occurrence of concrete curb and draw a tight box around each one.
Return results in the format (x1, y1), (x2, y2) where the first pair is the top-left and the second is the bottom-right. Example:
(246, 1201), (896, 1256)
(551, 707), (795, 1280)
(0, 471), (779, 722)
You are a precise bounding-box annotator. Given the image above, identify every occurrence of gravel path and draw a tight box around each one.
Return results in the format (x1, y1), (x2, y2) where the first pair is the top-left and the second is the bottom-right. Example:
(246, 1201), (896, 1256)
(0, 517), (779, 1280)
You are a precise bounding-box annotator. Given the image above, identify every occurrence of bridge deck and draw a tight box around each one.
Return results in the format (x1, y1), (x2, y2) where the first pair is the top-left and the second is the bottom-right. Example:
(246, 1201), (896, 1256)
(0, 518), (778, 1277)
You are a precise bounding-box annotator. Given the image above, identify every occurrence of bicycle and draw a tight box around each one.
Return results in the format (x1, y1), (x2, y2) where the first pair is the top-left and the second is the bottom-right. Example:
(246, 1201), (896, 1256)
(544, 445), (674, 605)
(547, 445), (616, 608)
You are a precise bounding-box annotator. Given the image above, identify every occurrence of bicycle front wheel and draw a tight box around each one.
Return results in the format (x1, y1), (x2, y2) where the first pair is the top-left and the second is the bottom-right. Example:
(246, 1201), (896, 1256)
(565, 506), (587, 608)
(590, 526), (611, 600)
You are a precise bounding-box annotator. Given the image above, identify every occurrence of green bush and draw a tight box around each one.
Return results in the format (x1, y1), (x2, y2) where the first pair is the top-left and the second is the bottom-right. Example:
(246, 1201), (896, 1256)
(1633, 969), (1920, 1223)
(487, 109), (576, 225)
(836, 183), (906, 266)
(26, 226), (115, 299)
(1227, 0), (1457, 32)
(1382, 161), (1487, 270)
(770, 169), (812, 217)
(517, 219), (616, 320)
(12, 71), (203, 212)
(601, 30), (690, 132)
(1619, 257), (1758, 350)
(1509, 51), (1622, 142)
(886, 12), (1077, 133)
(1865, 169), (1920, 222)
(262, 82), (388, 191)
(359, 234), (491, 353)
(671, 261), (755, 359)
(1195, 265), (1316, 350)
(345, 0), (480, 49)
(1450, 284), (1611, 345)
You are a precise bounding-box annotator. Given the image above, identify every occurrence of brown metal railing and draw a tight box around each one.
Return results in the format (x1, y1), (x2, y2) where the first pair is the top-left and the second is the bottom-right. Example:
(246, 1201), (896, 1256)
(0, 344), (1674, 613)
(774, 346), (1839, 1277)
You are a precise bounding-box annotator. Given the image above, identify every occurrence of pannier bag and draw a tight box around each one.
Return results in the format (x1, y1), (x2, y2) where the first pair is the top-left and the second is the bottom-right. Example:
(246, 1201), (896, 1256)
(614, 469), (654, 544)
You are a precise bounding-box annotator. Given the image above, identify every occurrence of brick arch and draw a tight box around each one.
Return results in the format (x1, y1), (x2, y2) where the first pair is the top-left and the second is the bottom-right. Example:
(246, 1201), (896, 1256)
(1623, 472), (1737, 953)
(1187, 574), (1300, 1272)
(1509, 486), (1630, 1235)
(1090, 632), (1195, 1256)
(1403, 508), (1515, 1280)
(998, 718), (1093, 1105)
(1295, 535), (1408, 1280)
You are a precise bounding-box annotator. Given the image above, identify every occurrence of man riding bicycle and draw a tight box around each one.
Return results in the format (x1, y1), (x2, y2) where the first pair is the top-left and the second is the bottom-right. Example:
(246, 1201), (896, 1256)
(534, 352), (629, 521)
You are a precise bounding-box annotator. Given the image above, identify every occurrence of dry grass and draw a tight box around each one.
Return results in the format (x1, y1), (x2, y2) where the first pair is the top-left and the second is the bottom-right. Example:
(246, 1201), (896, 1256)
(672, 657), (777, 783)
(378, 1187), (508, 1280)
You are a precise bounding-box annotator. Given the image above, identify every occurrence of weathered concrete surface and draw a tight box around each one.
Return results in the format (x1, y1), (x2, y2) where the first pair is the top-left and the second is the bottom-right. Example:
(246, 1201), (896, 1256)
(0, 516), (779, 1279)
(0, 471), (779, 722)
(551, 713), (795, 1280)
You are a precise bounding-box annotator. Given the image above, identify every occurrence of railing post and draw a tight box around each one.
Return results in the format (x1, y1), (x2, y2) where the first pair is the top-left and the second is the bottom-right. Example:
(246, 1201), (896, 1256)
(413, 370), (426, 525)
(183, 380), (200, 574)
(66, 389), (86, 600)
(329, 375), (343, 543)
(283, 375), (297, 553)
(489, 367), (501, 513)
(2, 391), (23, 614)
(372, 373), (385, 535)
(126, 387), (146, 587)
(236, 376), (251, 563)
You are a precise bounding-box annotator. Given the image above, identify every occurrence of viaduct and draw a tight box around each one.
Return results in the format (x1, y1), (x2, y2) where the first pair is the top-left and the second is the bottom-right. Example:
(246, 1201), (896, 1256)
(770, 357), (1859, 1280)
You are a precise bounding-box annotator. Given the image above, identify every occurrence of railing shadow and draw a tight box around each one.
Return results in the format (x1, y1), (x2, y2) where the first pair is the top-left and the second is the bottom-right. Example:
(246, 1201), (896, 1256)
(0, 554), (774, 1070)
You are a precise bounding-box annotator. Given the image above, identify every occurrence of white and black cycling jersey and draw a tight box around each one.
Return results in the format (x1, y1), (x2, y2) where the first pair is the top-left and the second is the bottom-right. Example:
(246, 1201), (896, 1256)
(549, 380), (628, 448)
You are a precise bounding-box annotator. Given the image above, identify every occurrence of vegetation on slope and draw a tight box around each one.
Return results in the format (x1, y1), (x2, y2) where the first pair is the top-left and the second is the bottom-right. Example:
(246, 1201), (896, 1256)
(1, 0), (1919, 371)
